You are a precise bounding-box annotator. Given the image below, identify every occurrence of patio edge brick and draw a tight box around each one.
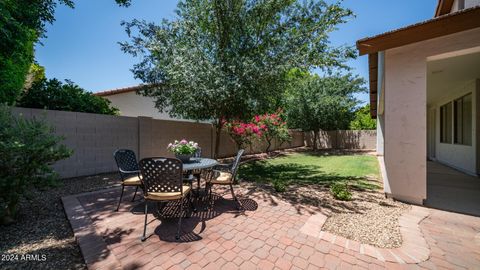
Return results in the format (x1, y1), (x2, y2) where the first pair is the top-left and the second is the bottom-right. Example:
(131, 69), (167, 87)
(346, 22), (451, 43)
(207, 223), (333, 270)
(299, 205), (431, 264)
(62, 190), (123, 270)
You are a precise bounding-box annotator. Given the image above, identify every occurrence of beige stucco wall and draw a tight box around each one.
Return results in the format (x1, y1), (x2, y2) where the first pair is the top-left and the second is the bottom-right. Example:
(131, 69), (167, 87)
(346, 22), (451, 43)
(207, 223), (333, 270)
(383, 27), (480, 204)
(452, 0), (480, 12)
(103, 91), (183, 121)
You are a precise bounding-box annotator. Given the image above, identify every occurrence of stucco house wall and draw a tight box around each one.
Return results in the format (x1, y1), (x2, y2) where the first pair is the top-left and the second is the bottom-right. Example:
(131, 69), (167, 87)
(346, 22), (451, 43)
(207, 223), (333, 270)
(103, 91), (184, 121)
(382, 27), (480, 204)
(452, 0), (480, 12)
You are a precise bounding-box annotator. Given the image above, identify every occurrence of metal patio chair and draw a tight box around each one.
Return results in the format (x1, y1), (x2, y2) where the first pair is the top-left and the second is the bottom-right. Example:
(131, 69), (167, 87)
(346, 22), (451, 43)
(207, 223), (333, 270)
(113, 149), (143, 211)
(205, 149), (245, 210)
(139, 157), (194, 241)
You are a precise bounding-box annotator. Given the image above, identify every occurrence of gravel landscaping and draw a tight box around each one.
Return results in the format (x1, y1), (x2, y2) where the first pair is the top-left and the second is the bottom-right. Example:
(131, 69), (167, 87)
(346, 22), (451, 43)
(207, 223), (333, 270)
(239, 150), (411, 249)
(0, 173), (120, 270)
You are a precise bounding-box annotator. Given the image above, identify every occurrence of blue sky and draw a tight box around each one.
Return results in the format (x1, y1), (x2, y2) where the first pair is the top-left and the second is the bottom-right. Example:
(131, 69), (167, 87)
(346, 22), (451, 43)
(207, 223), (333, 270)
(36, 0), (438, 103)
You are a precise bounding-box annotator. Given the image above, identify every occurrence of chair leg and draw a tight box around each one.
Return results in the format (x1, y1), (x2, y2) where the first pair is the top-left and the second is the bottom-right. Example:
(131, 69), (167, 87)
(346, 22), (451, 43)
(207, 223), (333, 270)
(209, 183), (215, 208)
(187, 192), (196, 216)
(229, 184), (242, 210)
(116, 185), (125, 211)
(131, 186), (139, 202)
(176, 197), (184, 240)
(141, 202), (148, 241)
(197, 176), (201, 197)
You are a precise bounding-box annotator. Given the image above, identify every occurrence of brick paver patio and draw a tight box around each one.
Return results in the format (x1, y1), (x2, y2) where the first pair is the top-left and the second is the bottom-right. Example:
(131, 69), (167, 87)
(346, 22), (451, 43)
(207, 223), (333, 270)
(63, 185), (480, 270)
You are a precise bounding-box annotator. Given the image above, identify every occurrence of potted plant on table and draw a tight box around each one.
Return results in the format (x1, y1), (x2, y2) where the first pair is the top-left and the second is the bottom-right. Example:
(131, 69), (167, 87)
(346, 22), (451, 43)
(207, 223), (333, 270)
(167, 139), (199, 163)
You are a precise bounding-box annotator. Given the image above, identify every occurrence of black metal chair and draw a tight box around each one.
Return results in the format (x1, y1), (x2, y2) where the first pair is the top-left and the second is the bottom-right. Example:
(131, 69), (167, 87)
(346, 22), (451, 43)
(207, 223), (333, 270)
(205, 149), (245, 209)
(139, 157), (194, 241)
(113, 149), (142, 211)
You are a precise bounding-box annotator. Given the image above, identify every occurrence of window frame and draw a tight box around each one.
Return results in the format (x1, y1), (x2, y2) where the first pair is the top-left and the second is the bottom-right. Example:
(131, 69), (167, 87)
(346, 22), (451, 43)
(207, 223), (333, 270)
(439, 92), (473, 146)
(453, 93), (472, 146)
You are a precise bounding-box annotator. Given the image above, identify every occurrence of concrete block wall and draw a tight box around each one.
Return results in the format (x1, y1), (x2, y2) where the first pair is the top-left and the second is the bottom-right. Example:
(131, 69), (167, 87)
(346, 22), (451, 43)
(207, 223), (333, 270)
(10, 108), (305, 178)
(11, 107), (139, 178)
(305, 130), (376, 150)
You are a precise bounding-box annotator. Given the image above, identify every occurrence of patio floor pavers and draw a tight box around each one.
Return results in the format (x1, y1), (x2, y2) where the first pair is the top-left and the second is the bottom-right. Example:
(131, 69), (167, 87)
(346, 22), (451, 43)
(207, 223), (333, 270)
(62, 185), (480, 269)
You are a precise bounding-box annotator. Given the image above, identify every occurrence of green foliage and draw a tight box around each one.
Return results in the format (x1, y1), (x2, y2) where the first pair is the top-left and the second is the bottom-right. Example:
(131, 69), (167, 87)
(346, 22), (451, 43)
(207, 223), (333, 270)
(120, 0), (356, 157)
(0, 105), (72, 224)
(272, 180), (287, 193)
(350, 104), (376, 130)
(285, 72), (366, 149)
(23, 62), (46, 90)
(330, 182), (352, 201)
(0, 0), (73, 104)
(0, 0), (129, 104)
(17, 78), (119, 115)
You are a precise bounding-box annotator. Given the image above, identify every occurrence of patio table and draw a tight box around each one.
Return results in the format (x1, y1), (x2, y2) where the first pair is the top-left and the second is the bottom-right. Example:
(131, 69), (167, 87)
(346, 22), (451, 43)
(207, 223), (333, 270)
(182, 158), (218, 207)
(182, 157), (218, 171)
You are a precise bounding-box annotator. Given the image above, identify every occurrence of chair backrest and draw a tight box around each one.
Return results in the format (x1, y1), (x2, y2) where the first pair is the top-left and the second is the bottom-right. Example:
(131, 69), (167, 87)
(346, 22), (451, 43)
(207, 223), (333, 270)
(114, 149), (139, 174)
(230, 149), (245, 179)
(193, 147), (202, 158)
(139, 158), (183, 195)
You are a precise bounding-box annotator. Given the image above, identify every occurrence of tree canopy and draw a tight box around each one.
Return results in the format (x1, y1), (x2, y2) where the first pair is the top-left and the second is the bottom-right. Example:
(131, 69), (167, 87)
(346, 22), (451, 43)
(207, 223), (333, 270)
(350, 104), (376, 130)
(17, 78), (119, 115)
(285, 72), (366, 149)
(121, 0), (356, 156)
(0, 0), (130, 105)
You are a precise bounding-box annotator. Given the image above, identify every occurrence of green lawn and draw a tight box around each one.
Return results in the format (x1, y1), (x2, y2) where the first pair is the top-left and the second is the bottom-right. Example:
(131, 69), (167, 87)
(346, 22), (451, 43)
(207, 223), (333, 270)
(239, 152), (381, 190)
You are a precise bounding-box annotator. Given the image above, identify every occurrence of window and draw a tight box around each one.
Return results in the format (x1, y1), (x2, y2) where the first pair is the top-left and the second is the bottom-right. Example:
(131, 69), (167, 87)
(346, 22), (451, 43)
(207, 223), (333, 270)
(440, 102), (452, 143)
(454, 94), (472, 145)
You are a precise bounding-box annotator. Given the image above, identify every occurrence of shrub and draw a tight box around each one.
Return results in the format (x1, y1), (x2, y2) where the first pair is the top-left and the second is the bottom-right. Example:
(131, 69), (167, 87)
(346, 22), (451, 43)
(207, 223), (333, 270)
(17, 78), (119, 115)
(224, 120), (263, 150)
(253, 110), (292, 152)
(330, 182), (352, 201)
(273, 181), (287, 193)
(0, 105), (72, 224)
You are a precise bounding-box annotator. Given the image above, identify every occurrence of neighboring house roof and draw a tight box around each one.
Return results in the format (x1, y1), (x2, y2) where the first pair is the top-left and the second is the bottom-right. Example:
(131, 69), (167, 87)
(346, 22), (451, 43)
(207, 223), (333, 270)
(356, 6), (480, 118)
(94, 85), (146, 97)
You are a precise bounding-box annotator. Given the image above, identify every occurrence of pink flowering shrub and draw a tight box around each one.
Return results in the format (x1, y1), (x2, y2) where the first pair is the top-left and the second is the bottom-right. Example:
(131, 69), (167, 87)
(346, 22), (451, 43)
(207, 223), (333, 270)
(224, 109), (291, 152)
(253, 109), (291, 152)
(223, 120), (263, 150)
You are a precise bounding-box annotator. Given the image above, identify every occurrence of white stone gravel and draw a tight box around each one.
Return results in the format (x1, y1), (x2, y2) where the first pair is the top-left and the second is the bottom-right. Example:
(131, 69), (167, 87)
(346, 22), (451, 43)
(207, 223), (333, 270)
(0, 173), (120, 270)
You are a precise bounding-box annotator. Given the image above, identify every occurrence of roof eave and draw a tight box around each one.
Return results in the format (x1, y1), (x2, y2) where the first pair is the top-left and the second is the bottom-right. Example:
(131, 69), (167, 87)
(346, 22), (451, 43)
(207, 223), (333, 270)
(356, 7), (480, 56)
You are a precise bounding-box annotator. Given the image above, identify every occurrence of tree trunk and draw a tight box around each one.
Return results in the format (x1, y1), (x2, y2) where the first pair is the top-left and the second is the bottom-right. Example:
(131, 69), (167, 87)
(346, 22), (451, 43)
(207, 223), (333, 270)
(313, 130), (319, 151)
(214, 122), (223, 159)
(265, 138), (272, 153)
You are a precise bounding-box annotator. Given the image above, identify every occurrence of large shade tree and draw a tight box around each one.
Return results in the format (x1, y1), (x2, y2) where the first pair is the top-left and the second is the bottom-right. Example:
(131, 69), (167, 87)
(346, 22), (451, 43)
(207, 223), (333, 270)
(350, 104), (376, 130)
(0, 0), (131, 105)
(285, 72), (366, 150)
(120, 0), (356, 157)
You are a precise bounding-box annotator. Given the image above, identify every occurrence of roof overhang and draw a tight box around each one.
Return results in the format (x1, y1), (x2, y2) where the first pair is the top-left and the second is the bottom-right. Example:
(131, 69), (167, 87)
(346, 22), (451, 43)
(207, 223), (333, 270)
(356, 7), (480, 118)
(356, 7), (480, 56)
(95, 85), (148, 97)
(435, 0), (454, 17)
